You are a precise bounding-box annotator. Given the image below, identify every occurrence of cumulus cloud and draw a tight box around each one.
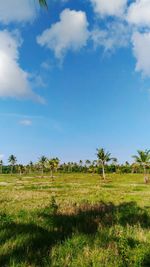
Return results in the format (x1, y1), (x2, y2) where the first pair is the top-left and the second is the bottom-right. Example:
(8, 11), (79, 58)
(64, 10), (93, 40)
(0, 30), (43, 102)
(91, 22), (130, 51)
(0, 0), (36, 24)
(90, 0), (127, 17)
(127, 0), (150, 27)
(19, 119), (32, 126)
(37, 9), (89, 59)
(132, 31), (150, 76)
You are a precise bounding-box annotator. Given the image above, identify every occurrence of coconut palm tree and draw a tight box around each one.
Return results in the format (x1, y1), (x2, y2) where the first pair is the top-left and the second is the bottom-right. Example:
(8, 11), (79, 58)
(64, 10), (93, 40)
(28, 161), (34, 174)
(0, 160), (3, 174)
(85, 160), (91, 167)
(96, 148), (112, 180)
(8, 155), (17, 175)
(38, 156), (47, 177)
(79, 160), (83, 172)
(18, 164), (24, 176)
(133, 150), (150, 183)
(46, 158), (59, 178)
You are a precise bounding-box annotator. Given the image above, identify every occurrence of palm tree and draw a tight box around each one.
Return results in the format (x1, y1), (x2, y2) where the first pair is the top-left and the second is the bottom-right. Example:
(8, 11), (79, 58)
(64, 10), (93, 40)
(18, 164), (24, 176)
(8, 155), (17, 175)
(133, 150), (150, 183)
(96, 148), (112, 180)
(38, 156), (47, 177)
(0, 160), (3, 174)
(79, 160), (83, 172)
(46, 158), (59, 178)
(28, 161), (34, 174)
(85, 160), (91, 166)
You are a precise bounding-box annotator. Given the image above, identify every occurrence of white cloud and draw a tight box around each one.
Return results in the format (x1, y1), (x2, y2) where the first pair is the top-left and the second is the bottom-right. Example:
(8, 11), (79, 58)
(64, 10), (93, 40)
(19, 119), (32, 126)
(0, 0), (36, 24)
(0, 30), (43, 102)
(37, 9), (89, 59)
(91, 22), (130, 51)
(127, 0), (150, 27)
(132, 31), (150, 76)
(90, 0), (127, 17)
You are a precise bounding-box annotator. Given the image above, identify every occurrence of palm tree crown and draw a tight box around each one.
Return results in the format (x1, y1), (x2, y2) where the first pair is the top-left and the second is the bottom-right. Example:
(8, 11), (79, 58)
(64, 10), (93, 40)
(8, 155), (17, 165)
(132, 150), (150, 166)
(39, 156), (47, 166)
(96, 148), (112, 165)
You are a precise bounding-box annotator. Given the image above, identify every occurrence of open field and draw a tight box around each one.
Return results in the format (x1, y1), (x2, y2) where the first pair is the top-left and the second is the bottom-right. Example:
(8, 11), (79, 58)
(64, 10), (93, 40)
(0, 173), (150, 267)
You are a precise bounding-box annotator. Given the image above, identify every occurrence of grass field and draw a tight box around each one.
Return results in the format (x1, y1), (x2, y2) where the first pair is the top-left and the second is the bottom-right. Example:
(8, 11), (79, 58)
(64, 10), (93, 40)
(0, 173), (150, 267)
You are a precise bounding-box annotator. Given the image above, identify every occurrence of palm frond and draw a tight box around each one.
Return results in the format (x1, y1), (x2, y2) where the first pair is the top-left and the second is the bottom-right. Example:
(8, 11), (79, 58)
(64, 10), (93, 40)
(39, 0), (48, 8)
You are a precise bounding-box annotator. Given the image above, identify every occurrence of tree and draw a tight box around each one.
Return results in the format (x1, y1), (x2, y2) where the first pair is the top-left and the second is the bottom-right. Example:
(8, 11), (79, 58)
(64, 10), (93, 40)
(85, 160), (91, 166)
(29, 161), (34, 174)
(18, 164), (24, 176)
(133, 150), (150, 183)
(96, 148), (112, 180)
(0, 160), (3, 174)
(46, 158), (60, 178)
(79, 160), (83, 172)
(8, 155), (17, 175)
(38, 156), (47, 177)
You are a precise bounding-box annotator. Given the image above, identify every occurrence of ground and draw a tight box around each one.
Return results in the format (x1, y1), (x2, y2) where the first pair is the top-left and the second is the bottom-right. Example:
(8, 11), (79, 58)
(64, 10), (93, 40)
(0, 173), (150, 266)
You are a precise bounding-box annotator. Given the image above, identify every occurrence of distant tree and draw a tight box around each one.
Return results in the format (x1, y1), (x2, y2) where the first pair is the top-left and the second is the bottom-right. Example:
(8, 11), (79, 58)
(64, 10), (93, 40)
(0, 160), (3, 174)
(46, 158), (60, 178)
(133, 150), (150, 183)
(38, 156), (47, 177)
(28, 161), (34, 174)
(96, 148), (113, 180)
(131, 163), (139, 174)
(8, 155), (17, 175)
(85, 160), (91, 167)
(18, 164), (24, 176)
(79, 160), (83, 172)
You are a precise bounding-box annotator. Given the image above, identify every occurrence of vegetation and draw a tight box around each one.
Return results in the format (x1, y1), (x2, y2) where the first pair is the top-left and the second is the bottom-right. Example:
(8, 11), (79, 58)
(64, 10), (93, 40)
(2, 149), (150, 184)
(96, 148), (114, 180)
(8, 154), (17, 175)
(0, 172), (150, 266)
(0, 148), (149, 266)
(39, 0), (47, 8)
(133, 150), (150, 183)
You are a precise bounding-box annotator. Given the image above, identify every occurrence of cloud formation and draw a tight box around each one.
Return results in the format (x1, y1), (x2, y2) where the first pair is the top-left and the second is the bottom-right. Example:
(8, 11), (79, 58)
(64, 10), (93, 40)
(0, 0), (36, 24)
(19, 119), (32, 126)
(127, 0), (150, 27)
(91, 22), (130, 51)
(132, 31), (150, 76)
(0, 30), (43, 102)
(90, 0), (127, 17)
(37, 9), (89, 59)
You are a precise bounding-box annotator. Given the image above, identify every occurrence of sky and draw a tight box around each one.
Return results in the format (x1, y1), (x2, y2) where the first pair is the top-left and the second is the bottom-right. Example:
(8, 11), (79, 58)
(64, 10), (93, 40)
(1, 0), (150, 164)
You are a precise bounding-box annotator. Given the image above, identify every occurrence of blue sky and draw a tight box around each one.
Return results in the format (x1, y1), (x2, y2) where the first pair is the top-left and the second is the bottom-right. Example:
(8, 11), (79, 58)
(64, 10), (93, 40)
(1, 0), (150, 164)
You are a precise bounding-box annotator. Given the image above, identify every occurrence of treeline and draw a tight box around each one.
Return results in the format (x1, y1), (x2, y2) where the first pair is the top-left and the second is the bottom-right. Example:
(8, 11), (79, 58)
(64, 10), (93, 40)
(0, 160), (144, 175)
(0, 149), (150, 181)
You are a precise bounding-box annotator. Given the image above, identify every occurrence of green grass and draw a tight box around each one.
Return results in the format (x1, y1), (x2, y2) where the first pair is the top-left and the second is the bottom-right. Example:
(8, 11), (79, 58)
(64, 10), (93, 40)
(0, 173), (150, 266)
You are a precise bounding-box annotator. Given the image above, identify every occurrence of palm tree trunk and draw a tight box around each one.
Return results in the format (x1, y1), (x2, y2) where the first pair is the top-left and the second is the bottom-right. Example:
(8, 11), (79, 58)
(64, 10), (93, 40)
(143, 165), (148, 184)
(50, 170), (53, 178)
(11, 165), (13, 175)
(102, 165), (105, 180)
